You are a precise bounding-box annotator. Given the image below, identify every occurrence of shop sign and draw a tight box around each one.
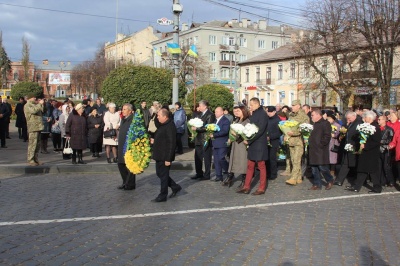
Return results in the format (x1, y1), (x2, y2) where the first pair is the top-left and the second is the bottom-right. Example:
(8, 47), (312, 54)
(354, 87), (371, 95)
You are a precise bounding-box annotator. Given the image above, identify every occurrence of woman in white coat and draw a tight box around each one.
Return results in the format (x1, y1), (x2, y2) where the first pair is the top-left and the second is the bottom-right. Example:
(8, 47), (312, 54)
(103, 103), (121, 163)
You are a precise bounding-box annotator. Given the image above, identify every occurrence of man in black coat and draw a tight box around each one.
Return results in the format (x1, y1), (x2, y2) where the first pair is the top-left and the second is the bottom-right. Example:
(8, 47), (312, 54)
(266, 106), (281, 180)
(0, 99), (10, 148)
(2, 98), (12, 139)
(378, 115), (394, 186)
(334, 111), (362, 186)
(150, 108), (182, 202)
(117, 103), (136, 190)
(308, 109), (334, 190)
(237, 97), (269, 195)
(191, 100), (216, 181)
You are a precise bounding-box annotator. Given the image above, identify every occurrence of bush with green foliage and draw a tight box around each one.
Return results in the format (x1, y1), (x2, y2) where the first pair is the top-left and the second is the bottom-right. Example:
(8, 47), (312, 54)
(101, 65), (186, 108)
(186, 84), (234, 111)
(10, 81), (43, 100)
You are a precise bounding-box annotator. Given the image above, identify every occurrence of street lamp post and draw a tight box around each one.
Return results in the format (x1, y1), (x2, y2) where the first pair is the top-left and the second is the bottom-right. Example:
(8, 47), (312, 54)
(172, 0), (183, 105)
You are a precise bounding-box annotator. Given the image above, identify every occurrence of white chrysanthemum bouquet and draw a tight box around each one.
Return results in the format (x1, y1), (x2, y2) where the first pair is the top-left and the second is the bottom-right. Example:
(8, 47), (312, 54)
(299, 123), (313, 152)
(228, 123), (245, 143)
(356, 123), (376, 153)
(242, 123), (259, 140)
(344, 143), (354, 152)
(187, 118), (204, 142)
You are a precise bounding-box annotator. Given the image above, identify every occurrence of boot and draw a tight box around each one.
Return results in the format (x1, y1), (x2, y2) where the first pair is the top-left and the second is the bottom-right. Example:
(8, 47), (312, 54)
(95, 152), (100, 157)
(222, 173), (235, 187)
(237, 174), (246, 188)
(113, 157), (118, 163)
(107, 158), (112, 163)
(78, 154), (87, 164)
(72, 154), (77, 164)
(285, 178), (297, 186)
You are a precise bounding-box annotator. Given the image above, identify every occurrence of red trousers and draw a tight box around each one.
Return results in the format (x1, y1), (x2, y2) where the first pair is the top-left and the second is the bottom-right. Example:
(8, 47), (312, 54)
(243, 160), (267, 191)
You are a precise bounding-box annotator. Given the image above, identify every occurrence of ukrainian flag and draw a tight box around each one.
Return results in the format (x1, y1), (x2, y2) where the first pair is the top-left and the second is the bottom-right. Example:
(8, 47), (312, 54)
(187, 44), (198, 58)
(167, 43), (181, 54)
(154, 47), (162, 56)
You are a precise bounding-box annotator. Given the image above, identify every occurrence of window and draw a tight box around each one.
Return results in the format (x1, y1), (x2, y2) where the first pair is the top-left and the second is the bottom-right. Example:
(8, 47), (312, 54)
(210, 69), (216, 78)
(278, 65), (283, 80)
(209, 52), (216, 62)
(193, 36), (198, 44)
(245, 68), (249, 82)
(266, 67), (271, 80)
(221, 68), (229, 78)
(221, 52), (229, 61)
(290, 63), (296, 79)
(222, 36), (235, 46)
(360, 57), (368, 71)
(258, 40), (265, 49)
(239, 37), (247, 47)
(239, 54), (247, 62)
(256, 67), (260, 81)
(209, 35), (216, 45)
(13, 72), (19, 81)
(322, 60), (328, 74)
(304, 64), (310, 78)
(272, 41), (279, 49)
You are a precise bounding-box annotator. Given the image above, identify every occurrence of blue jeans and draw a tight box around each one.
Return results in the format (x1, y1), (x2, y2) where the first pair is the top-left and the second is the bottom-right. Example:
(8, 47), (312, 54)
(311, 165), (334, 187)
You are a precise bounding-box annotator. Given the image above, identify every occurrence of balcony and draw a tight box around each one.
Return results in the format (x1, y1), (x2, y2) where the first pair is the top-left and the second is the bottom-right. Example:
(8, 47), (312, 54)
(219, 44), (238, 51)
(256, 79), (272, 85)
(219, 60), (233, 66)
(342, 70), (375, 80)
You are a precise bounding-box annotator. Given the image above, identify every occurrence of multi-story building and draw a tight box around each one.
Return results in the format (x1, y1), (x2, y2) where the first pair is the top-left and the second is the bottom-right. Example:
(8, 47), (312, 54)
(104, 26), (160, 65)
(151, 19), (298, 91)
(238, 42), (400, 109)
(3, 61), (35, 89)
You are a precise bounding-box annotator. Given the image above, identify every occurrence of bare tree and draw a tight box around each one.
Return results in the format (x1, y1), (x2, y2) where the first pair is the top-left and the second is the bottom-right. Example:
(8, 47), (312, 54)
(21, 36), (30, 81)
(350, 0), (400, 108)
(0, 31), (12, 88)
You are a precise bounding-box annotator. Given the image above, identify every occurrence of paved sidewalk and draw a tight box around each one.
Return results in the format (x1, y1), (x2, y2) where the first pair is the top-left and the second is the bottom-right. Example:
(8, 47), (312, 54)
(0, 121), (196, 175)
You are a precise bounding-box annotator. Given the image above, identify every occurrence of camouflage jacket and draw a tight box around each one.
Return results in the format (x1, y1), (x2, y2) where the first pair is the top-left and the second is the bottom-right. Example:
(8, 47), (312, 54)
(288, 109), (310, 146)
(24, 100), (44, 132)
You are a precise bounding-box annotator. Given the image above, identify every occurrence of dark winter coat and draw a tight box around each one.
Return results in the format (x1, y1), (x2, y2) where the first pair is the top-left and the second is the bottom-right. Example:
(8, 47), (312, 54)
(87, 115), (104, 144)
(15, 102), (26, 128)
(152, 117), (176, 162)
(65, 113), (88, 150)
(357, 121), (380, 173)
(267, 114), (281, 148)
(309, 118), (331, 165)
(117, 113), (134, 164)
(194, 109), (216, 146)
(343, 115), (362, 167)
(247, 106), (269, 161)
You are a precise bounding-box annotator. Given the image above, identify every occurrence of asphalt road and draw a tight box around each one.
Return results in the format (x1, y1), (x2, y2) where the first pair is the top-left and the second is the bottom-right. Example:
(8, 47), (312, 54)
(0, 169), (399, 265)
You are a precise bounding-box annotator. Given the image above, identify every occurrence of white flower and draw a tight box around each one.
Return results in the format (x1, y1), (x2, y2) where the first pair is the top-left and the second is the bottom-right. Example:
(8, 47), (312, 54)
(188, 118), (204, 128)
(356, 123), (376, 136)
(299, 123), (314, 133)
(242, 123), (259, 138)
(344, 144), (354, 151)
(230, 123), (245, 134)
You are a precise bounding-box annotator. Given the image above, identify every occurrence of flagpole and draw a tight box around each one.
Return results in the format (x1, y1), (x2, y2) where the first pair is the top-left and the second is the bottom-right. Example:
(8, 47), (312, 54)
(193, 61), (196, 110)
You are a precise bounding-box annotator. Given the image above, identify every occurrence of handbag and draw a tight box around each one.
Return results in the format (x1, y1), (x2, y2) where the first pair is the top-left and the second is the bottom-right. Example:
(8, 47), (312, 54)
(104, 124), (117, 139)
(63, 139), (73, 154)
(148, 116), (157, 133)
(330, 144), (340, 153)
(51, 121), (61, 134)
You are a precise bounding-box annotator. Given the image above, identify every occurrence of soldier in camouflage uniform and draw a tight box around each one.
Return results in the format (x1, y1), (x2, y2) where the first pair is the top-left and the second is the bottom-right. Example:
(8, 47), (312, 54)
(285, 100), (310, 185)
(24, 93), (44, 166)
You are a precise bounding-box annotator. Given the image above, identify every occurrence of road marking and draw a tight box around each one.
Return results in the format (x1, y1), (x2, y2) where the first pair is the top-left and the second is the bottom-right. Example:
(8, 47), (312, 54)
(0, 192), (399, 226)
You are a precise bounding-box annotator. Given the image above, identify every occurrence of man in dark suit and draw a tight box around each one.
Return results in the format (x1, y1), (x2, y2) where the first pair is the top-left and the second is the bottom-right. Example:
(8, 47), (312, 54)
(266, 106), (281, 180)
(150, 108), (182, 202)
(334, 111), (362, 186)
(191, 100), (216, 181)
(117, 103), (136, 190)
(0, 99), (11, 148)
(211, 107), (230, 182)
(308, 109), (334, 190)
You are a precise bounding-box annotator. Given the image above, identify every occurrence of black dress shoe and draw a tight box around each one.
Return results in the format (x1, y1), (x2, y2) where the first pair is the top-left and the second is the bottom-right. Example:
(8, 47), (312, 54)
(169, 186), (182, 198)
(334, 181), (342, 186)
(368, 190), (381, 193)
(151, 197), (167, 202)
(345, 186), (359, 192)
(191, 175), (203, 180)
(117, 184), (125, 189)
(124, 186), (135, 190)
(1, 146), (7, 148)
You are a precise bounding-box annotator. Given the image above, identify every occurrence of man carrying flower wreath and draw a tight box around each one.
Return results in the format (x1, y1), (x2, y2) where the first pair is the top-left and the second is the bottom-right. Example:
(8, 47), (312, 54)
(117, 103), (136, 190)
(150, 108), (182, 202)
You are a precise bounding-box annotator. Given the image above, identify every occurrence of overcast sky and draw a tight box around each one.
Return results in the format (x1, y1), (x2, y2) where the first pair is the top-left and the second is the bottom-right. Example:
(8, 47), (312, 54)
(0, 0), (306, 66)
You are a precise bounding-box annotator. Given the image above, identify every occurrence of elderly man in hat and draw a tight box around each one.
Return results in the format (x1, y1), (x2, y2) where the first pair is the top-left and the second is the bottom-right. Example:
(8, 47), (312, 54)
(285, 100), (310, 185)
(24, 93), (45, 166)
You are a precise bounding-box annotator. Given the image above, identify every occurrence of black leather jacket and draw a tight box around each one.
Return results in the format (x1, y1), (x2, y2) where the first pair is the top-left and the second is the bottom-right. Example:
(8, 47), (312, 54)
(380, 125), (394, 153)
(194, 109), (216, 146)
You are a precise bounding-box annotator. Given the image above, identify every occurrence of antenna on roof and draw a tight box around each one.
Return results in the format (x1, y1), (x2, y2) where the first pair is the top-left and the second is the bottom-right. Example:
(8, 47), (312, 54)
(239, 8), (241, 21)
(191, 11), (194, 25)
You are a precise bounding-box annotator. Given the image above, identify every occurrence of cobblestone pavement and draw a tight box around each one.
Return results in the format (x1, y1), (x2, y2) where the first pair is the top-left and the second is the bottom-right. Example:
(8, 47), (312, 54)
(0, 170), (399, 265)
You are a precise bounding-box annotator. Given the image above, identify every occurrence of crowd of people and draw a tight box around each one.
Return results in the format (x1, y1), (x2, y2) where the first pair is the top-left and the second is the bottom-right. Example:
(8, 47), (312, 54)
(5, 93), (400, 201)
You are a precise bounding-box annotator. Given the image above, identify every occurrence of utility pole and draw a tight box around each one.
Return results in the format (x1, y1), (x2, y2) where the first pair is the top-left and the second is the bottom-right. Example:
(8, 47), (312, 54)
(172, 0), (183, 104)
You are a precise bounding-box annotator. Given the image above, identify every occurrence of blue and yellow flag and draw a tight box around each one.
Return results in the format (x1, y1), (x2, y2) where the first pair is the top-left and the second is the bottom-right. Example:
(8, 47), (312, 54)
(187, 44), (198, 58)
(167, 43), (181, 54)
(154, 47), (162, 56)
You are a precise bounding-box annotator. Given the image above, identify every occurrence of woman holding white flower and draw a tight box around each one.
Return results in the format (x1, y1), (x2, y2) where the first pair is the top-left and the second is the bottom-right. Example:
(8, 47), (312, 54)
(326, 112), (342, 176)
(224, 105), (250, 187)
(346, 111), (381, 193)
